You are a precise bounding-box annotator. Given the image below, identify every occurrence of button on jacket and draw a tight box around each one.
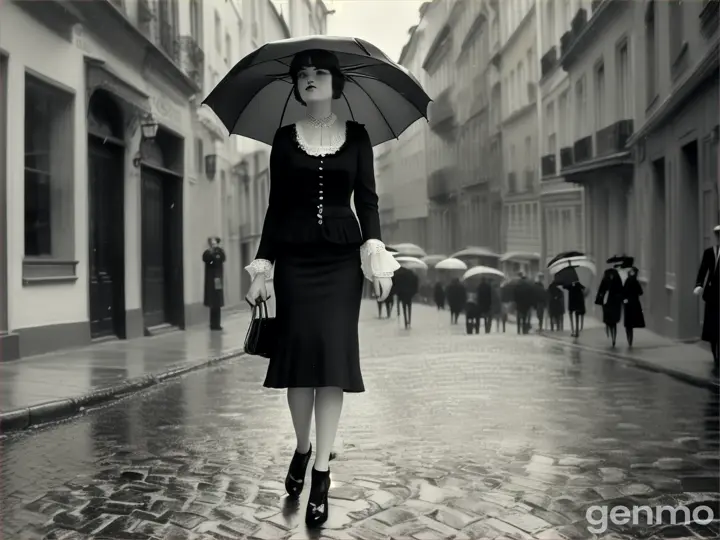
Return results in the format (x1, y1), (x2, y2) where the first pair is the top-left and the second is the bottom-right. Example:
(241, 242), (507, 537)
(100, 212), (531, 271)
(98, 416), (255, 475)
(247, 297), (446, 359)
(255, 121), (382, 263)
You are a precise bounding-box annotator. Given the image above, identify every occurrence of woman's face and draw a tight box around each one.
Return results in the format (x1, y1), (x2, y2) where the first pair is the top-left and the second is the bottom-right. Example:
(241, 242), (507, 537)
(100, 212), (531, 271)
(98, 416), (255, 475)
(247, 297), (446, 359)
(296, 66), (333, 104)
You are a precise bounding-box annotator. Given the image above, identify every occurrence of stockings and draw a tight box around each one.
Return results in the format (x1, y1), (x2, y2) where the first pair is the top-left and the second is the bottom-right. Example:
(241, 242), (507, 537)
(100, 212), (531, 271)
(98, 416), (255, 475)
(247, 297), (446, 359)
(287, 387), (343, 472)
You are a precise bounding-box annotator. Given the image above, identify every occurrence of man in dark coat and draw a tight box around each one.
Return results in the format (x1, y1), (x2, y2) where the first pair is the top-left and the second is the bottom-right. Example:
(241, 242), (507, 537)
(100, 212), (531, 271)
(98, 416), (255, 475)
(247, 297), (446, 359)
(547, 281), (565, 331)
(513, 273), (534, 334)
(446, 278), (467, 325)
(394, 266), (419, 329)
(433, 282), (446, 310)
(477, 278), (493, 333)
(532, 273), (548, 331)
(694, 225), (720, 369)
(203, 236), (226, 331)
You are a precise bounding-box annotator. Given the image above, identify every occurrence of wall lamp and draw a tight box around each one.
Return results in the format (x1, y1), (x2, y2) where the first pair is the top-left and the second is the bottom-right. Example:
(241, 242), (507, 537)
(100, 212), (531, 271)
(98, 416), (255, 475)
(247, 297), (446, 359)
(132, 114), (159, 168)
(233, 159), (250, 184)
(205, 154), (218, 180)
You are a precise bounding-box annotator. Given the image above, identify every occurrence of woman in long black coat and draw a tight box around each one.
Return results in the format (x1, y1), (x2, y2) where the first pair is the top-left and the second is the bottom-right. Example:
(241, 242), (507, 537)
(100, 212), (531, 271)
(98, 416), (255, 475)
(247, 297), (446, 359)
(622, 267), (645, 347)
(566, 281), (586, 338)
(433, 282), (446, 310)
(203, 236), (226, 331)
(547, 282), (565, 331)
(595, 268), (623, 346)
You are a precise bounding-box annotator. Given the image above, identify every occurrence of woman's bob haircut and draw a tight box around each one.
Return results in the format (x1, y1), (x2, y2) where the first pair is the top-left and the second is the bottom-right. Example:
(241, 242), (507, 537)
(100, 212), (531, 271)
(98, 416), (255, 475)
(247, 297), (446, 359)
(289, 49), (345, 105)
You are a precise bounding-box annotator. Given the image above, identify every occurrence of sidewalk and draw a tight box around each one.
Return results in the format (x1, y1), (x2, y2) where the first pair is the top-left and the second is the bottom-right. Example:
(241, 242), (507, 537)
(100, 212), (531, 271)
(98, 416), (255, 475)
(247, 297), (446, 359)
(0, 311), (252, 433)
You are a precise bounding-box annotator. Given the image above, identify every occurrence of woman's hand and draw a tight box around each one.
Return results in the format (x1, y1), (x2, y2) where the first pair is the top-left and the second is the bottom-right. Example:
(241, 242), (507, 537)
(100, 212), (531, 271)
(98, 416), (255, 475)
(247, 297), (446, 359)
(373, 277), (392, 302)
(246, 275), (269, 306)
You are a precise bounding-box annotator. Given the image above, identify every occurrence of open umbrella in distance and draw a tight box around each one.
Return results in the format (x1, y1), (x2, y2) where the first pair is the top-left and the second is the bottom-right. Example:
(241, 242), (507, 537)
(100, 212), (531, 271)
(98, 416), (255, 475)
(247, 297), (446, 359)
(435, 258), (468, 271)
(461, 266), (506, 283)
(394, 256), (428, 271)
(388, 243), (427, 258)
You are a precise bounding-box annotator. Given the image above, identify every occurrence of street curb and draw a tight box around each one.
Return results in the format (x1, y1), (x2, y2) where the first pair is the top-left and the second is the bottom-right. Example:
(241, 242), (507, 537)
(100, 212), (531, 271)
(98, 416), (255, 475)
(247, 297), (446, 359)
(0, 348), (246, 435)
(540, 333), (718, 390)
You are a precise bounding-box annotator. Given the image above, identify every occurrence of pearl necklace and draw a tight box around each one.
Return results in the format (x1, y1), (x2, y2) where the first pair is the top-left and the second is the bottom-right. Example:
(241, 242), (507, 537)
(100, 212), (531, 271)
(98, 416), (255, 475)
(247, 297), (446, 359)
(306, 112), (336, 128)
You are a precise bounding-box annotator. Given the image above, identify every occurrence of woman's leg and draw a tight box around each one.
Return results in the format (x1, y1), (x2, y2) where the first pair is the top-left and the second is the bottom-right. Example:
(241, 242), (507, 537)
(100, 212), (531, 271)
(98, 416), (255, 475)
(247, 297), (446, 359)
(313, 387), (343, 471)
(287, 388), (314, 453)
(626, 327), (634, 347)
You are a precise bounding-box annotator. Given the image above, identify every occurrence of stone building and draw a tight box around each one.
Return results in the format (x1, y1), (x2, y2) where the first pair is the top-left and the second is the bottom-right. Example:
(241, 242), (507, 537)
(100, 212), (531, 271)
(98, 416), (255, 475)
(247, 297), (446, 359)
(496, 0), (541, 276)
(626, 0), (719, 339)
(1, 0), (206, 360)
(537, 0), (585, 273)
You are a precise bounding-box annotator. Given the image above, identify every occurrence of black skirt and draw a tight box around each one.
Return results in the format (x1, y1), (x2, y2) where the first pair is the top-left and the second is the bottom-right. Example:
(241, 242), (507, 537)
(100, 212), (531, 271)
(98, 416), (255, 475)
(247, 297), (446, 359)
(265, 242), (365, 392)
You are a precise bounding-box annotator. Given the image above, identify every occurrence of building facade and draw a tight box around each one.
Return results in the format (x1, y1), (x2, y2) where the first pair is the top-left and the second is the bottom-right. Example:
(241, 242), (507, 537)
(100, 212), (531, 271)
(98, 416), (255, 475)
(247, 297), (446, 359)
(559, 0), (636, 305)
(1, 0), (210, 360)
(496, 0), (541, 276)
(626, 0), (719, 340)
(537, 0), (585, 273)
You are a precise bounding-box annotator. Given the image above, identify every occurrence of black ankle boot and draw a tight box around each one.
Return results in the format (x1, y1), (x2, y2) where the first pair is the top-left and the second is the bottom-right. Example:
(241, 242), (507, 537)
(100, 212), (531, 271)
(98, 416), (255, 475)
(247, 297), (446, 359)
(285, 444), (312, 499)
(305, 467), (330, 527)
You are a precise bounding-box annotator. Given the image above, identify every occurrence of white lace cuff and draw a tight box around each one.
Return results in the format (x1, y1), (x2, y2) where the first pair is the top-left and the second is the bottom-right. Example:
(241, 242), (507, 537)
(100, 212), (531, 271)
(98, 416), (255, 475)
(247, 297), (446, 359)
(360, 239), (400, 281)
(245, 259), (274, 281)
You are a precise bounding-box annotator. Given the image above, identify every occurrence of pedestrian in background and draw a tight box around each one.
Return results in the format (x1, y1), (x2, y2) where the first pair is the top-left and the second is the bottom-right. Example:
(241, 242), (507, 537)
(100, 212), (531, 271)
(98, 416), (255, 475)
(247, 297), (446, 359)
(447, 278), (466, 325)
(477, 277), (493, 333)
(547, 281), (565, 331)
(566, 280), (586, 338)
(465, 288), (480, 334)
(394, 266), (419, 329)
(377, 278), (395, 318)
(694, 225), (719, 370)
(433, 281), (446, 310)
(595, 267), (623, 347)
(622, 267), (645, 347)
(513, 273), (534, 334)
(532, 273), (547, 332)
(491, 283), (505, 332)
(203, 236), (226, 331)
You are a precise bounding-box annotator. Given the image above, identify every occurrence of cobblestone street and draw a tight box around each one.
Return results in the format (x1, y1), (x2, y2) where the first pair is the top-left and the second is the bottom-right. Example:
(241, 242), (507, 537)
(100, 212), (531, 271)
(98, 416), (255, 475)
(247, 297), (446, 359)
(1, 303), (718, 540)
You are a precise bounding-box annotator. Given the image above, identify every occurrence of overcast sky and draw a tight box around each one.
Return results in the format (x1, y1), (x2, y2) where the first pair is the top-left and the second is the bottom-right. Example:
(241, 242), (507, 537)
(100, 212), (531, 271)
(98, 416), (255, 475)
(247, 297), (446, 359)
(325, 0), (425, 62)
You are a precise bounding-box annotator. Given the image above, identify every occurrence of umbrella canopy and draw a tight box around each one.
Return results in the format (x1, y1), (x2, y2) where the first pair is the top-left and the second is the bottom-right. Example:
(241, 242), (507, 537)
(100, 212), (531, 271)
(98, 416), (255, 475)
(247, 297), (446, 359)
(202, 36), (432, 146)
(394, 256), (428, 270)
(420, 254), (448, 267)
(450, 246), (501, 259)
(461, 266), (506, 282)
(607, 254), (635, 267)
(549, 257), (596, 288)
(547, 250), (585, 267)
(387, 243), (427, 258)
(435, 257), (468, 271)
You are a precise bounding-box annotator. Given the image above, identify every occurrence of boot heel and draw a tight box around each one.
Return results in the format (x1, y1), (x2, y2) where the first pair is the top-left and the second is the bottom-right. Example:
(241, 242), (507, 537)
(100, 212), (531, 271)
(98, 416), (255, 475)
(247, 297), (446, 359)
(285, 444), (312, 499)
(305, 467), (330, 528)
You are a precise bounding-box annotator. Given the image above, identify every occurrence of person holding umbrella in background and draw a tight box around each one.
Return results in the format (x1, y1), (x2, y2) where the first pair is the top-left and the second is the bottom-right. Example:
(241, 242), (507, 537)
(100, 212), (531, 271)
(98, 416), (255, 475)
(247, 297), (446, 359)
(694, 225), (719, 370)
(433, 281), (446, 310)
(532, 273), (548, 332)
(447, 278), (467, 325)
(547, 281), (565, 331)
(205, 36), (430, 527)
(394, 265), (419, 329)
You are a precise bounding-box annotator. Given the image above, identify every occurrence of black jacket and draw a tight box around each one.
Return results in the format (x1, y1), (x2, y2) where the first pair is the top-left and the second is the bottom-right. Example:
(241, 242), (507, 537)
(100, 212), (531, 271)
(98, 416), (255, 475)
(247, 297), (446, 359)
(203, 247), (225, 308)
(696, 246), (719, 304)
(394, 267), (419, 302)
(256, 122), (381, 262)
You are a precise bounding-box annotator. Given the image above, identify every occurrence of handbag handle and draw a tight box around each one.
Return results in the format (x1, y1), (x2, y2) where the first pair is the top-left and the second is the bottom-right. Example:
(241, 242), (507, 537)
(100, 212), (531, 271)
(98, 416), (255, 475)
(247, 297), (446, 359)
(252, 300), (269, 320)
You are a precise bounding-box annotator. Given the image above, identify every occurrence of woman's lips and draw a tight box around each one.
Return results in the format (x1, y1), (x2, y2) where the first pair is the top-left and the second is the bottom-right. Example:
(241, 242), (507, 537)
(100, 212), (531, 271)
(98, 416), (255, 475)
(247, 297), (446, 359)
(306, 85), (316, 90)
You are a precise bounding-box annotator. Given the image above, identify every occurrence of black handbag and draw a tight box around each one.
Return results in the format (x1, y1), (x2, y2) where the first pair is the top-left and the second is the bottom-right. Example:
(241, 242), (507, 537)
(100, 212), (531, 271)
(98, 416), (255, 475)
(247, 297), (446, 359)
(244, 301), (276, 358)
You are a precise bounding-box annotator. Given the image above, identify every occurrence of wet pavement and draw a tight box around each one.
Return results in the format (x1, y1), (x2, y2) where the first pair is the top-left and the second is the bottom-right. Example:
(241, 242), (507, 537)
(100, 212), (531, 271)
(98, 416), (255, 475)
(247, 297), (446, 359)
(1, 303), (718, 540)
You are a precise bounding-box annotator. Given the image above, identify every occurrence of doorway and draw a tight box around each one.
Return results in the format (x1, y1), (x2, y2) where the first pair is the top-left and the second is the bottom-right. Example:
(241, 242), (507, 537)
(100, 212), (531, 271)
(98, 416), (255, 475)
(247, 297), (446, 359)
(139, 135), (184, 330)
(651, 158), (666, 330)
(87, 91), (126, 339)
(0, 54), (7, 334)
(680, 140), (700, 336)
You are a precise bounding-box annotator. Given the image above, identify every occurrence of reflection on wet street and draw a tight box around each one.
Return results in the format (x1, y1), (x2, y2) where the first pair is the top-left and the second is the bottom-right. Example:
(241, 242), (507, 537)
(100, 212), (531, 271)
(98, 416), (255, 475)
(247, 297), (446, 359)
(1, 304), (718, 539)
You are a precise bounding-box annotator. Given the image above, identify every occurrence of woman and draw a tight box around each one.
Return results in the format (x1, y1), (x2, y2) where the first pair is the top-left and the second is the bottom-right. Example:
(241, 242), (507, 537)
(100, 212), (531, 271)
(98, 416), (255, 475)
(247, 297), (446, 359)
(595, 267), (623, 346)
(244, 50), (398, 527)
(547, 281), (565, 331)
(622, 267), (645, 347)
(202, 236), (226, 331)
(566, 281), (586, 338)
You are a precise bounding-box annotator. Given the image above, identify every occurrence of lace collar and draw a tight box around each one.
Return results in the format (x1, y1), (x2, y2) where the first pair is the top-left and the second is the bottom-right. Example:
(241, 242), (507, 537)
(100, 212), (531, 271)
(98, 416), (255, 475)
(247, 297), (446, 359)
(294, 121), (349, 157)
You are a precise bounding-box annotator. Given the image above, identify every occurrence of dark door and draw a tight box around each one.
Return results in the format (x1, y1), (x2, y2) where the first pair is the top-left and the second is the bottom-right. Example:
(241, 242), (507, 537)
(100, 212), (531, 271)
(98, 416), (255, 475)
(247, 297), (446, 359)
(88, 136), (125, 338)
(141, 168), (169, 327)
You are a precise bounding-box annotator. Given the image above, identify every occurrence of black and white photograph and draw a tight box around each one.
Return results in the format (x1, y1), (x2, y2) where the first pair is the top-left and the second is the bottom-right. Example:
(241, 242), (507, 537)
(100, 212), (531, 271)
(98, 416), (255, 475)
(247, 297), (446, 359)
(0, 1), (718, 539)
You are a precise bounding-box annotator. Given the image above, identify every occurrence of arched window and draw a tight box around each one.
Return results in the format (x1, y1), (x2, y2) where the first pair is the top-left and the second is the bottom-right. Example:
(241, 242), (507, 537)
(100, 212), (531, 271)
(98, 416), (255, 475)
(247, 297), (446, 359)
(88, 90), (124, 140)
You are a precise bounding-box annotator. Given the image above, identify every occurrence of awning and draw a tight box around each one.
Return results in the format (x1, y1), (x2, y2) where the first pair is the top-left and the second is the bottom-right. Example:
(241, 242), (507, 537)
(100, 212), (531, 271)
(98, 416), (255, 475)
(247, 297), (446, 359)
(500, 251), (540, 263)
(561, 151), (633, 184)
(85, 57), (150, 115)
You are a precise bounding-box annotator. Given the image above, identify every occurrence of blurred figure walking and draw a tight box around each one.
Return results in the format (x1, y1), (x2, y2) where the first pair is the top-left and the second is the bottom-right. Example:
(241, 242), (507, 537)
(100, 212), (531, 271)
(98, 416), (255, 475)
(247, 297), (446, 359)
(203, 237), (226, 331)
(477, 278), (493, 333)
(514, 273), (534, 334)
(433, 282), (446, 310)
(532, 274), (548, 331)
(547, 281), (565, 331)
(622, 267), (645, 347)
(491, 283), (506, 332)
(465, 289), (480, 334)
(566, 281), (586, 338)
(394, 266), (419, 329)
(694, 225), (719, 369)
(447, 278), (466, 325)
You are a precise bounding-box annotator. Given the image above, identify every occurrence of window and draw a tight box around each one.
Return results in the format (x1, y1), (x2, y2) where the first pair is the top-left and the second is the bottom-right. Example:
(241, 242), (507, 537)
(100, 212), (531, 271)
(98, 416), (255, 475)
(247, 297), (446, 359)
(546, 103), (556, 153)
(190, 0), (202, 42)
(669, 0), (683, 62)
(558, 91), (568, 146)
(594, 61), (606, 129)
(215, 11), (222, 52)
(24, 74), (74, 257)
(645, 1), (657, 104)
(225, 33), (232, 64)
(616, 40), (630, 119)
(575, 76), (586, 138)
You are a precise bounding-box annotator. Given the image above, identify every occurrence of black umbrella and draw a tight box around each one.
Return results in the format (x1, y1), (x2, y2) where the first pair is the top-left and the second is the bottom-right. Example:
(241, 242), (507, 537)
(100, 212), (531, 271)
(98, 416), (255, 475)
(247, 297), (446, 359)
(547, 251), (585, 267)
(607, 254), (635, 267)
(202, 36), (432, 146)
